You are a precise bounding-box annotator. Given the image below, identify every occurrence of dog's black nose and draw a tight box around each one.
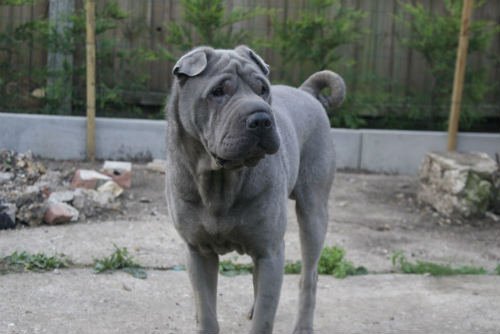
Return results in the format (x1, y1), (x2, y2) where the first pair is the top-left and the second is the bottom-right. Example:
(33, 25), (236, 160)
(246, 112), (273, 132)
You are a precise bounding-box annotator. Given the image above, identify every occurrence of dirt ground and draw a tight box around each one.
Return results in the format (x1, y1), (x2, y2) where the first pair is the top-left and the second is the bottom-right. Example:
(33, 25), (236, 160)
(1, 161), (500, 333)
(42, 160), (500, 273)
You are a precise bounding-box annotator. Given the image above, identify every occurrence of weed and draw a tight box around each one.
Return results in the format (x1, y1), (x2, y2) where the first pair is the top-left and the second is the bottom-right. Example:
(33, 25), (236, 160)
(318, 246), (367, 278)
(218, 260), (253, 277)
(1, 251), (69, 273)
(284, 260), (302, 274)
(495, 265), (500, 275)
(392, 251), (487, 276)
(94, 245), (147, 279)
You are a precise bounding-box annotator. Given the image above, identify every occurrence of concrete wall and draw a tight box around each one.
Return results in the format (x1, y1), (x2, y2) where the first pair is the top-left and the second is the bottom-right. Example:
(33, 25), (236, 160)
(1, 113), (499, 174)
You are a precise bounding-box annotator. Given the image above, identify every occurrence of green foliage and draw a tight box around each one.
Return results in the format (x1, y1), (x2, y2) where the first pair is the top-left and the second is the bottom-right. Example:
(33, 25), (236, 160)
(0, 1), (159, 116)
(318, 246), (367, 278)
(1, 251), (69, 272)
(284, 260), (302, 274)
(94, 245), (147, 279)
(272, 0), (365, 85)
(397, 0), (500, 130)
(496, 265), (500, 275)
(392, 251), (487, 276)
(218, 259), (253, 276)
(164, 0), (269, 60)
(0, 0), (36, 5)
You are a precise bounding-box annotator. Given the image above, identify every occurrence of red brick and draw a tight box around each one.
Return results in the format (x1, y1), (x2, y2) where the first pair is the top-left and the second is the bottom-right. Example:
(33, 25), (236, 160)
(71, 169), (111, 189)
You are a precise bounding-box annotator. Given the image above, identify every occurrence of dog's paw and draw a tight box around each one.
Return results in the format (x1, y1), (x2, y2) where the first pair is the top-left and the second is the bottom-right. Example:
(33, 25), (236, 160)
(247, 304), (254, 320)
(292, 328), (315, 334)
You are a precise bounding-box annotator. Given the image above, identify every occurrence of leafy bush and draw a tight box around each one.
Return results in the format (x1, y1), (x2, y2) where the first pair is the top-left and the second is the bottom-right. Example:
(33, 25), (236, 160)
(271, 0), (365, 127)
(396, 0), (500, 130)
(0, 1), (159, 116)
(273, 0), (364, 84)
(163, 0), (269, 60)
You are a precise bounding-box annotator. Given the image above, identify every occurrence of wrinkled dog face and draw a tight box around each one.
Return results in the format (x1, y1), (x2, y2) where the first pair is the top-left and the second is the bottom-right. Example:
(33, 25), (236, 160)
(173, 46), (280, 170)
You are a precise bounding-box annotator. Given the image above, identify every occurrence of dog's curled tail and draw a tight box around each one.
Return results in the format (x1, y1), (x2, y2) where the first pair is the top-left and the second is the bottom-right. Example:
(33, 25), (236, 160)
(299, 70), (346, 111)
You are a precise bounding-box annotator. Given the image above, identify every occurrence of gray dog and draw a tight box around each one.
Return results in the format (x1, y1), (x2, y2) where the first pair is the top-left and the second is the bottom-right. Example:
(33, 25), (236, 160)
(165, 45), (345, 334)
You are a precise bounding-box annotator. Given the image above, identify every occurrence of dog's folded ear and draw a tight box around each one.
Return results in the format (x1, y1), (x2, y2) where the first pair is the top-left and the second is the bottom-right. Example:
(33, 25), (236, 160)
(173, 48), (208, 78)
(235, 45), (270, 76)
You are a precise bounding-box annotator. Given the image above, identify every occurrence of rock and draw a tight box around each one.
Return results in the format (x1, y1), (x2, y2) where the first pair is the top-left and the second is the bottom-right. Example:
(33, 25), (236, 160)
(44, 202), (79, 225)
(48, 190), (75, 204)
(146, 159), (166, 173)
(97, 180), (124, 199)
(71, 169), (111, 189)
(35, 170), (63, 191)
(418, 151), (499, 219)
(0, 172), (13, 184)
(101, 161), (132, 188)
(0, 201), (16, 230)
(73, 188), (120, 218)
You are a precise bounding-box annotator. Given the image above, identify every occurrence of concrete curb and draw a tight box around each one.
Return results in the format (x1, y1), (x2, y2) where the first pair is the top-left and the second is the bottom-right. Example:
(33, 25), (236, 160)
(0, 113), (498, 174)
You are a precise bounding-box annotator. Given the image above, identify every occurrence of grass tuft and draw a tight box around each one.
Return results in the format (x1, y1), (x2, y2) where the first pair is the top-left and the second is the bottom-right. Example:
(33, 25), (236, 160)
(218, 260), (253, 276)
(284, 260), (302, 274)
(94, 245), (147, 279)
(318, 246), (368, 278)
(392, 251), (487, 276)
(1, 251), (69, 273)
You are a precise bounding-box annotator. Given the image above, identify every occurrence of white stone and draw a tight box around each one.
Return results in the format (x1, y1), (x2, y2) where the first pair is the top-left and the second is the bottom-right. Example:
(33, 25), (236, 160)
(102, 161), (132, 172)
(48, 190), (75, 204)
(97, 180), (124, 199)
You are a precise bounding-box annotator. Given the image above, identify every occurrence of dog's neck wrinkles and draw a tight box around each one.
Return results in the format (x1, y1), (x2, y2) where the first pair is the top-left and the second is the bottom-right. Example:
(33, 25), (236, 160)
(169, 125), (246, 218)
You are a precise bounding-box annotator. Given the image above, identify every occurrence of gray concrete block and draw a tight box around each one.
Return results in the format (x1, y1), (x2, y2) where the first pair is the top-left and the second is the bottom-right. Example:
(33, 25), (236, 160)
(457, 132), (500, 159)
(0, 113), (86, 159)
(332, 129), (361, 169)
(95, 118), (166, 160)
(1, 113), (498, 174)
(360, 130), (448, 174)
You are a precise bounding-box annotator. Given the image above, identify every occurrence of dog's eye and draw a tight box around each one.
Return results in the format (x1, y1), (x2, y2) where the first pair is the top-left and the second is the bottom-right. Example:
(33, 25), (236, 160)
(211, 86), (225, 97)
(260, 85), (268, 96)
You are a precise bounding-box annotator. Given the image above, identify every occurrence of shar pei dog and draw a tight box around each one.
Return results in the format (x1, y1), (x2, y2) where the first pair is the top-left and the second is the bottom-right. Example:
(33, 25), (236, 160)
(165, 45), (345, 334)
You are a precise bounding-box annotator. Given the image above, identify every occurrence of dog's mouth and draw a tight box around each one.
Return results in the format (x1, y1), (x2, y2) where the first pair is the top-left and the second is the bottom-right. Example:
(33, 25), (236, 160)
(211, 152), (265, 170)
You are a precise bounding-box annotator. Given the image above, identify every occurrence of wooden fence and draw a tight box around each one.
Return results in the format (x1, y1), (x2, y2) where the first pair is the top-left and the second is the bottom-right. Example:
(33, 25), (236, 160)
(1, 0), (499, 112)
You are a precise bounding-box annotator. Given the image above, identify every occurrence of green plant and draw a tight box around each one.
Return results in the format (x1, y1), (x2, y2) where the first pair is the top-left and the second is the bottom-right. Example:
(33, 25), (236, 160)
(397, 0), (500, 130)
(218, 259), (253, 277)
(392, 251), (487, 276)
(272, 0), (365, 86)
(284, 260), (302, 274)
(94, 245), (147, 279)
(318, 246), (367, 278)
(495, 264), (500, 275)
(0, 1), (160, 117)
(1, 251), (69, 272)
(163, 0), (269, 60)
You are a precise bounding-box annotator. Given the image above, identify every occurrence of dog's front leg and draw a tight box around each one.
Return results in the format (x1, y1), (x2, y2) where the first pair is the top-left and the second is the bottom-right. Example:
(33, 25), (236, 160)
(187, 245), (220, 334)
(250, 242), (285, 334)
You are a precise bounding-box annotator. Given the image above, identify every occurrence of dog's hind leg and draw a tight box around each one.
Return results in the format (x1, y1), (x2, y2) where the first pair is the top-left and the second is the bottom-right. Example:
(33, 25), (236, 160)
(292, 190), (329, 334)
(187, 245), (220, 334)
(291, 135), (335, 334)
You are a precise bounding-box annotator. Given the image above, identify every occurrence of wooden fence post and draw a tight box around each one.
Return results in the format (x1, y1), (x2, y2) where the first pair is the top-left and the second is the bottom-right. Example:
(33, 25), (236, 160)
(447, 0), (474, 151)
(85, 0), (96, 161)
